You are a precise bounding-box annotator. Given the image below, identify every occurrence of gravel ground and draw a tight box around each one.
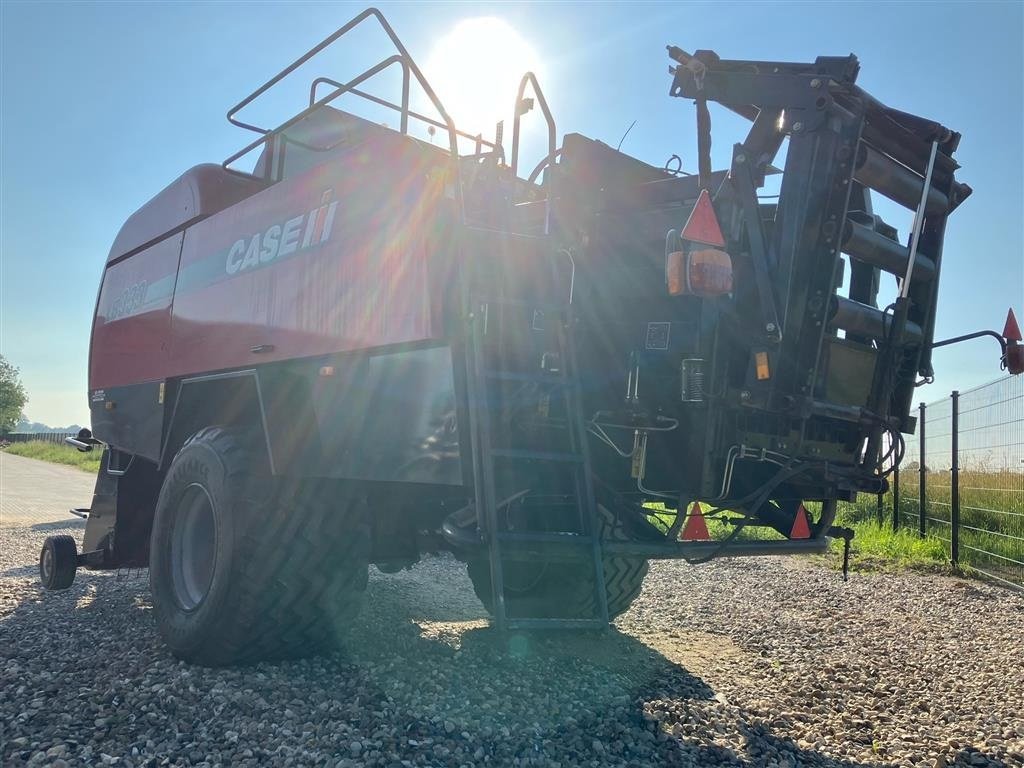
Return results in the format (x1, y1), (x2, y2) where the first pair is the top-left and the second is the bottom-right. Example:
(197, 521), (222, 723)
(2, 515), (1023, 768)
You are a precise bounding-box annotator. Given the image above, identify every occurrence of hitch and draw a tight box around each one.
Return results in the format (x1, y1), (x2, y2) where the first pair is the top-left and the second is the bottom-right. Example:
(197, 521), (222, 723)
(65, 427), (102, 453)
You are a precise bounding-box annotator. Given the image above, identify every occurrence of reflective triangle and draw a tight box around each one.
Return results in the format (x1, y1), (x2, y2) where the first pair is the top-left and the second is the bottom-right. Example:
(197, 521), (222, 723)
(680, 189), (726, 248)
(1003, 308), (1022, 342)
(790, 504), (812, 539)
(681, 502), (710, 541)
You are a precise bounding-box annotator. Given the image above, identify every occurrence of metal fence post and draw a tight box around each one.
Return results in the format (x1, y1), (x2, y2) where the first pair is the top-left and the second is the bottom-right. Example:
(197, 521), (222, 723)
(892, 463), (900, 531)
(950, 390), (960, 567)
(919, 401), (927, 538)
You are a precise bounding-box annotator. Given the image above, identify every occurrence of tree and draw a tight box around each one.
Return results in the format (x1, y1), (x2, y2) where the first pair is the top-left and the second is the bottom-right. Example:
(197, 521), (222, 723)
(0, 355), (28, 434)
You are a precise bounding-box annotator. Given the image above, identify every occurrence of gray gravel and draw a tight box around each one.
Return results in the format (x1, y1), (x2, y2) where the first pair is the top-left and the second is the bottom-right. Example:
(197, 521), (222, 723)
(2, 515), (1023, 768)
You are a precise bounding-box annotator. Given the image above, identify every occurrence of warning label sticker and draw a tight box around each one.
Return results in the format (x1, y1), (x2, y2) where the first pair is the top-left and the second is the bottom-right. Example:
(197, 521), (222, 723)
(645, 322), (671, 351)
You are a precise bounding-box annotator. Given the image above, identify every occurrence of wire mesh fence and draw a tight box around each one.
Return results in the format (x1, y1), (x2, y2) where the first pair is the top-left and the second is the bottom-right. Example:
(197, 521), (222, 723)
(891, 374), (1023, 590)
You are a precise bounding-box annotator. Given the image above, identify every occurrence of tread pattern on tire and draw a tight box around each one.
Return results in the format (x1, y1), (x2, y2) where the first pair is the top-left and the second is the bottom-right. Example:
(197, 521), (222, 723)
(40, 534), (77, 591)
(152, 427), (369, 665)
(467, 504), (649, 622)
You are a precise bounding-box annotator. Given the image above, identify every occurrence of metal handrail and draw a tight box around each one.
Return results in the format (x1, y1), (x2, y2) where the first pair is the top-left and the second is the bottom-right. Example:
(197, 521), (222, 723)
(222, 55), (406, 176)
(510, 72), (557, 234)
(309, 76), (501, 152)
(309, 54), (412, 134)
(221, 7), (461, 196)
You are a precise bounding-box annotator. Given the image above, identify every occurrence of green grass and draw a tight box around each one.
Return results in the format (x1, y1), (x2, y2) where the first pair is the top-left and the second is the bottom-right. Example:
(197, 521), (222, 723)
(830, 497), (950, 570)
(2, 441), (101, 473)
(888, 470), (1023, 581)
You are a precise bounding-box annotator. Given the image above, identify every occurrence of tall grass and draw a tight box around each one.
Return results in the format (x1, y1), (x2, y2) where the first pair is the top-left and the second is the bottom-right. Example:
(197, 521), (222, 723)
(2, 440), (101, 473)
(891, 469), (1023, 583)
(833, 497), (950, 570)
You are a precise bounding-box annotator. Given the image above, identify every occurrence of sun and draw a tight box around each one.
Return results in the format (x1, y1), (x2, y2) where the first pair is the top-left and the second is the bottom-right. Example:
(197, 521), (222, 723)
(424, 17), (542, 137)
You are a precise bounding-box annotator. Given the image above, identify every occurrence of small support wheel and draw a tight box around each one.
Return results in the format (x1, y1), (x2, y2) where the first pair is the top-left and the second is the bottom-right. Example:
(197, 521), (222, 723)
(40, 535), (78, 590)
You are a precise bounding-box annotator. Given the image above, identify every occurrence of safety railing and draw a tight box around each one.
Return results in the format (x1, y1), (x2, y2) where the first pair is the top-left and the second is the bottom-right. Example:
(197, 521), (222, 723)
(882, 375), (1024, 590)
(221, 7), (461, 180)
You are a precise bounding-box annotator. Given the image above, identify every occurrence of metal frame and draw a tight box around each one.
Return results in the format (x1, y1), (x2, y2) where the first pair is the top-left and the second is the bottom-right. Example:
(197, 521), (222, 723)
(666, 45), (969, 493)
(510, 72), (557, 234)
(220, 6), (464, 217)
(309, 76), (501, 153)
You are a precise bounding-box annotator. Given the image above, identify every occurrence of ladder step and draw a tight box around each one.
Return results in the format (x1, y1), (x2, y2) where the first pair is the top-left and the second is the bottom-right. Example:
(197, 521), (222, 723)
(483, 370), (566, 384)
(506, 617), (608, 631)
(490, 448), (584, 463)
(496, 531), (595, 545)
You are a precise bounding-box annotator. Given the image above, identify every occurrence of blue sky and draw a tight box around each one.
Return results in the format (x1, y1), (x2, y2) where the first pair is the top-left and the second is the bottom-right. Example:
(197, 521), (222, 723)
(1, 1), (1021, 426)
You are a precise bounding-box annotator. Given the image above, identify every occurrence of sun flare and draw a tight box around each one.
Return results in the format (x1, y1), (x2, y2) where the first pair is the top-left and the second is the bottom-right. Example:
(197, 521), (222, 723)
(424, 17), (542, 138)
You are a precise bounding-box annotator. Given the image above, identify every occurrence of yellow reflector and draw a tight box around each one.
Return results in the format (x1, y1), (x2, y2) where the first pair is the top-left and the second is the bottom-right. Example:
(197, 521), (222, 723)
(666, 251), (686, 295)
(755, 351), (771, 381)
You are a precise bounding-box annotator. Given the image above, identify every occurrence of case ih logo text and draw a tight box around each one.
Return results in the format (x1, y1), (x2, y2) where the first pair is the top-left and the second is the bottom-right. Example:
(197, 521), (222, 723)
(225, 190), (339, 275)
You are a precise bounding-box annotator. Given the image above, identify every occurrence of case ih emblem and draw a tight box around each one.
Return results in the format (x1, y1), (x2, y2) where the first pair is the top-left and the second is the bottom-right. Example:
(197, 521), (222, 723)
(225, 189), (338, 275)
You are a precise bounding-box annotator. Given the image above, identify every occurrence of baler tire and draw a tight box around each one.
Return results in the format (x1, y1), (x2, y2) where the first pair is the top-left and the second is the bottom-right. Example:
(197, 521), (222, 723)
(467, 504), (648, 623)
(39, 535), (78, 591)
(149, 427), (369, 666)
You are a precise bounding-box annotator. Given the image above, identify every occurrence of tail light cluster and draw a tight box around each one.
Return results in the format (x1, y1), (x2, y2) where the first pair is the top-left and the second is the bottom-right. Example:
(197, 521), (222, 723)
(666, 189), (733, 298)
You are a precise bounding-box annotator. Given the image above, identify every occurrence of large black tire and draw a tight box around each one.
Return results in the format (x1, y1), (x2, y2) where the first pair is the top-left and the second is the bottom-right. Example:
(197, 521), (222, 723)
(149, 427), (369, 665)
(39, 535), (77, 591)
(467, 504), (649, 622)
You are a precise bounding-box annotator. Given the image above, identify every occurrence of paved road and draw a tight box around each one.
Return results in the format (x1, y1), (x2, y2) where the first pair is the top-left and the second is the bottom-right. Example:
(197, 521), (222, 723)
(0, 452), (95, 526)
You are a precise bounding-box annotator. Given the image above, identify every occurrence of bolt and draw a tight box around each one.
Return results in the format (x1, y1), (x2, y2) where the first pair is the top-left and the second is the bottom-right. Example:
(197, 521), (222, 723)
(740, 390), (752, 402)
(792, 122), (803, 132)
(810, 78), (822, 88)
(766, 322), (777, 333)
(735, 154), (746, 164)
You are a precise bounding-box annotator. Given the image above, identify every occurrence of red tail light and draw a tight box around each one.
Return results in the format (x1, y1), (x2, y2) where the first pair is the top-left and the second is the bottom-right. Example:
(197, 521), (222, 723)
(1004, 309), (1023, 375)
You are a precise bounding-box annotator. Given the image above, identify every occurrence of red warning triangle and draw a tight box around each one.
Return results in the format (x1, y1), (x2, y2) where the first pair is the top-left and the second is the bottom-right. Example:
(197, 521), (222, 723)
(1003, 309), (1022, 342)
(789, 504), (812, 540)
(680, 189), (726, 248)
(681, 502), (710, 541)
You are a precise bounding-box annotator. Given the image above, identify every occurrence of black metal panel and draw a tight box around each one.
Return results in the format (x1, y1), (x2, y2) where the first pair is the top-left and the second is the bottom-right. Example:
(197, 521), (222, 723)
(89, 381), (165, 462)
(82, 448), (161, 569)
(296, 344), (463, 485)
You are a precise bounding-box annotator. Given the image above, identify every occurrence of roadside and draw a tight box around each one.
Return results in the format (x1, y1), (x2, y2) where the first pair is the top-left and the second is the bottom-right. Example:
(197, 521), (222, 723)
(1, 441), (101, 474)
(0, 452), (96, 526)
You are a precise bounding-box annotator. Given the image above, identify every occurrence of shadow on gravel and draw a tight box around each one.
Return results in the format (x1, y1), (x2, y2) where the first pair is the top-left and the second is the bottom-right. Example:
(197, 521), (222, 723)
(0, 564), (38, 578)
(2, 556), (893, 768)
(323, 567), (883, 768)
(29, 518), (86, 532)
